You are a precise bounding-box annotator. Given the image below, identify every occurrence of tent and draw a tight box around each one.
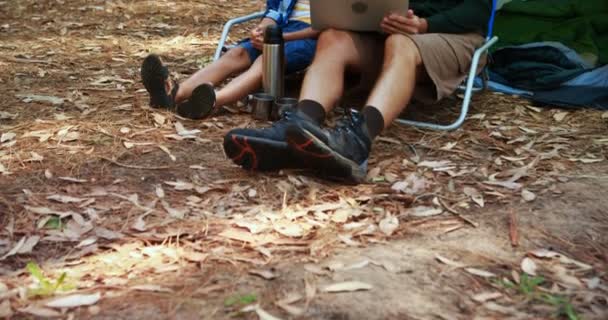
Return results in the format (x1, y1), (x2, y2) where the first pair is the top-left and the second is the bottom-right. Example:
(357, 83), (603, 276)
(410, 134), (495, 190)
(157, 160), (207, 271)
(487, 0), (608, 109)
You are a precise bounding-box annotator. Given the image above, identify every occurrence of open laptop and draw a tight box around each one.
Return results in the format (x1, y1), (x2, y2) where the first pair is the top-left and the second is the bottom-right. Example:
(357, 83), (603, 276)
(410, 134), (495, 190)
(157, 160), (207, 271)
(311, 0), (410, 32)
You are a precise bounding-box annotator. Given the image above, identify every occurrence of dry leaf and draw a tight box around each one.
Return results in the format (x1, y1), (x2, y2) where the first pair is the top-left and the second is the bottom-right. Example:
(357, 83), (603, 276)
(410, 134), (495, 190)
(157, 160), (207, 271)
(464, 187), (484, 207)
(45, 292), (101, 308)
(553, 111), (568, 122)
(164, 180), (194, 191)
(249, 269), (277, 280)
(465, 268), (496, 278)
(0, 236), (26, 260)
(435, 254), (465, 268)
(254, 305), (283, 320)
(47, 194), (87, 203)
(19, 305), (61, 317)
(94, 227), (124, 240)
(158, 145), (176, 161)
(161, 200), (187, 219)
(521, 189), (536, 202)
(521, 257), (538, 275)
(234, 219), (270, 234)
(379, 214), (398, 236)
(0, 300), (12, 318)
(44, 169), (53, 179)
(0, 132), (15, 143)
(472, 292), (503, 303)
(321, 281), (373, 293)
(130, 285), (173, 293)
(275, 293), (304, 316)
(153, 113), (166, 126)
(155, 185), (165, 198)
(407, 206), (443, 217)
(16, 93), (64, 105)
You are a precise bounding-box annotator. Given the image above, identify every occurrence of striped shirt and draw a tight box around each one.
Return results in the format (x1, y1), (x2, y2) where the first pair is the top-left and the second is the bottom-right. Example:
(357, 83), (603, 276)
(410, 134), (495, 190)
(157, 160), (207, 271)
(290, 0), (311, 24)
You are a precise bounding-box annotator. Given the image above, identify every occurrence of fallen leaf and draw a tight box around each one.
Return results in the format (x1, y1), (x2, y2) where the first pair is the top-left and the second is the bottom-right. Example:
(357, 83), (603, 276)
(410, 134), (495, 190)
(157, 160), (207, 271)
(0, 163), (9, 175)
(45, 292), (101, 308)
(94, 227), (124, 240)
(0, 300), (12, 318)
(378, 214), (398, 236)
(472, 292), (503, 303)
(0, 236), (26, 260)
(254, 305), (283, 320)
(550, 265), (583, 288)
(16, 93), (64, 105)
(130, 285), (173, 293)
(435, 254), (465, 268)
(158, 145), (176, 161)
(521, 257), (537, 275)
(153, 113), (166, 126)
(164, 180), (194, 191)
(76, 237), (97, 248)
(0, 132), (16, 143)
(465, 268), (496, 278)
(418, 160), (454, 169)
(249, 269), (277, 280)
(321, 281), (373, 293)
(44, 169), (53, 179)
(407, 206), (443, 217)
(18, 305), (61, 317)
(0, 111), (18, 120)
(273, 220), (309, 238)
(275, 293), (304, 316)
(521, 189), (536, 202)
(464, 187), (484, 207)
(47, 194), (87, 203)
(234, 219), (270, 234)
(175, 121), (201, 136)
(161, 200), (188, 219)
(553, 111), (568, 122)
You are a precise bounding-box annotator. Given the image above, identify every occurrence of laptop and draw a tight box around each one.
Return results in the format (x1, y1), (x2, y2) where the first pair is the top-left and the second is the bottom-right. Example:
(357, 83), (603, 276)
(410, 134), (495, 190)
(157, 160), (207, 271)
(311, 0), (410, 32)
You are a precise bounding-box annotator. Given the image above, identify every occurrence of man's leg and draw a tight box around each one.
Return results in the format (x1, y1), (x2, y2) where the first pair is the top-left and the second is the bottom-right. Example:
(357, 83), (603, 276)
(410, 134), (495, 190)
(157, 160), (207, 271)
(364, 34), (425, 130)
(175, 47), (253, 103)
(297, 29), (384, 121)
(284, 34), (425, 182)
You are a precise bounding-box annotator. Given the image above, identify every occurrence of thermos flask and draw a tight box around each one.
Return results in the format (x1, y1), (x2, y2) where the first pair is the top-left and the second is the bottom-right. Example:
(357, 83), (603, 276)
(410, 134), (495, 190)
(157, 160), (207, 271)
(262, 25), (285, 99)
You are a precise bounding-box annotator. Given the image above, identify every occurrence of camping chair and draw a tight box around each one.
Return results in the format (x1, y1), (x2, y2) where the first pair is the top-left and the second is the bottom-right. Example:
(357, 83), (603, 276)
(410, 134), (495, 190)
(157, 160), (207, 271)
(214, 1), (500, 131)
(214, 11), (265, 61)
(395, 0), (500, 130)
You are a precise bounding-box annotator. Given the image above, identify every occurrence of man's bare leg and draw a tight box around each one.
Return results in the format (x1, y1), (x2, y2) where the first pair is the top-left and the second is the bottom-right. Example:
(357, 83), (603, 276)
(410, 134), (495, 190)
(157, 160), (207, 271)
(365, 34), (425, 128)
(215, 56), (263, 106)
(298, 29), (383, 113)
(174, 47), (252, 103)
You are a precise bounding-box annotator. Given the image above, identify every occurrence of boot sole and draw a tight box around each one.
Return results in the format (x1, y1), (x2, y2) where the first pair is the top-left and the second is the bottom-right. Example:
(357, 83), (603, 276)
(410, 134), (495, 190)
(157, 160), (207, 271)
(286, 126), (367, 183)
(178, 83), (215, 119)
(223, 134), (293, 171)
(141, 55), (172, 108)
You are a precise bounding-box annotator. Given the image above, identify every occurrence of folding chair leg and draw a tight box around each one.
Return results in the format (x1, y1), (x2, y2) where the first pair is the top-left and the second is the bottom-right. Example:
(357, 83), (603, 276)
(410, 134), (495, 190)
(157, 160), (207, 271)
(214, 12), (265, 61)
(395, 36), (499, 131)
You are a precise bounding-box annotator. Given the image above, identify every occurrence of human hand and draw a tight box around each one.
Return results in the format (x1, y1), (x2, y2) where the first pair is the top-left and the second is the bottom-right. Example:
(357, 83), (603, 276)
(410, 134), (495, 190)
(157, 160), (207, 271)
(380, 10), (428, 35)
(251, 18), (276, 49)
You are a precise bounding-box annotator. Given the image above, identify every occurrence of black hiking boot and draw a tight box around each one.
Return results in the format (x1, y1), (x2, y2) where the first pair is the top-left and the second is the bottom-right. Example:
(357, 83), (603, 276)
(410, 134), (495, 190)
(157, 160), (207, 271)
(223, 110), (316, 171)
(141, 54), (174, 109)
(286, 110), (372, 183)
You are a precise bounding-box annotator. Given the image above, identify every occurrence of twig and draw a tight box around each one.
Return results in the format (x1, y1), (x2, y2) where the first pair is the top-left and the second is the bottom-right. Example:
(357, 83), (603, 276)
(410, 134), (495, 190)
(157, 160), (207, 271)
(99, 156), (172, 170)
(438, 198), (479, 228)
(509, 209), (519, 247)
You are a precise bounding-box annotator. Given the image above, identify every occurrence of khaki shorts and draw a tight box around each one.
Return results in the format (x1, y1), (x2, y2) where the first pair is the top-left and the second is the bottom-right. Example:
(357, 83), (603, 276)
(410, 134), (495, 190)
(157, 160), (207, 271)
(406, 33), (486, 103)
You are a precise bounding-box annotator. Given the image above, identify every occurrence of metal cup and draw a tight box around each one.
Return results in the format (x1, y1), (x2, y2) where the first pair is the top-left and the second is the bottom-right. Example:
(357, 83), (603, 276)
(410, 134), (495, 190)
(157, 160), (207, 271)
(272, 97), (298, 120)
(251, 93), (274, 121)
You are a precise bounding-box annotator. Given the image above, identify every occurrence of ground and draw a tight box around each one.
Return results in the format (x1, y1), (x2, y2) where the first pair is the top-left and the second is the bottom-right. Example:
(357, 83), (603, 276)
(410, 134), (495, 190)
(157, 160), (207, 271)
(0, 1), (607, 319)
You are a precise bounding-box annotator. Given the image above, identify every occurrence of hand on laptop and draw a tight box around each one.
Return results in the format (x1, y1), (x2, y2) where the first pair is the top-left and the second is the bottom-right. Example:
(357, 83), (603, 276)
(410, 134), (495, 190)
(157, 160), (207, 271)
(251, 18), (277, 49)
(381, 9), (428, 35)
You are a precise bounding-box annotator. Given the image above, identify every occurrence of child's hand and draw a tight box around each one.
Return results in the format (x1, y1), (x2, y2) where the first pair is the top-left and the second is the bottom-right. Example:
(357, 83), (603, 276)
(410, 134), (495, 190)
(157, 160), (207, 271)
(251, 18), (276, 49)
(380, 10), (428, 35)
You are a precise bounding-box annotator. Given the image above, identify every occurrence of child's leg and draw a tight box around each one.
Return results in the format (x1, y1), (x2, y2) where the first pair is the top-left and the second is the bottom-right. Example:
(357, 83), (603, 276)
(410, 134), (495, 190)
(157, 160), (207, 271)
(175, 46), (253, 103)
(215, 56), (264, 106)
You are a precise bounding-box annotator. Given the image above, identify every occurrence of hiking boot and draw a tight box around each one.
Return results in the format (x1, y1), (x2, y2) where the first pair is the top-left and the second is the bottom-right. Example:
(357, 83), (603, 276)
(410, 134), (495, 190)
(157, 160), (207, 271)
(223, 110), (315, 171)
(140, 54), (174, 109)
(286, 110), (372, 183)
(177, 83), (215, 119)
